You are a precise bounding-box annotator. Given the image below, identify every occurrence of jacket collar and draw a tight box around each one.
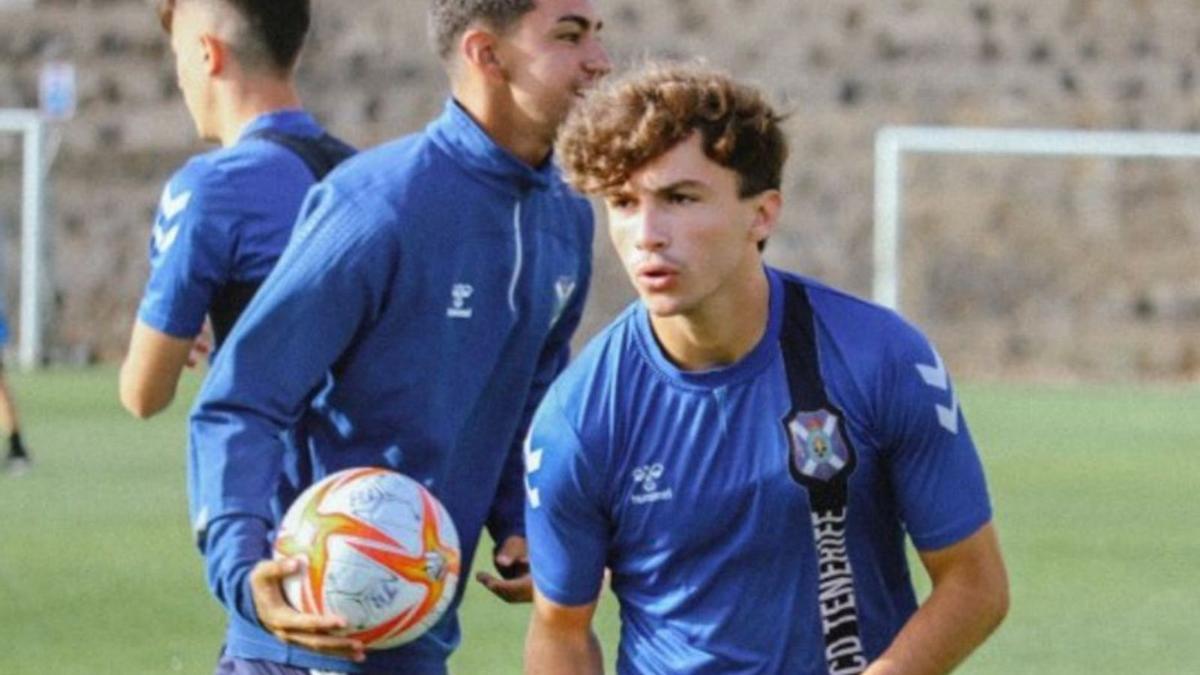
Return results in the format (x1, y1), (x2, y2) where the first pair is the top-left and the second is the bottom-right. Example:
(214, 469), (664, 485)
(428, 99), (555, 196)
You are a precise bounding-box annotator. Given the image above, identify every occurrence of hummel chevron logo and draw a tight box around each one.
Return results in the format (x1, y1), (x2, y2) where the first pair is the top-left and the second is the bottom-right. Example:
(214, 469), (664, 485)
(160, 185), (192, 220)
(152, 223), (180, 254)
(523, 438), (544, 509)
(915, 350), (959, 434)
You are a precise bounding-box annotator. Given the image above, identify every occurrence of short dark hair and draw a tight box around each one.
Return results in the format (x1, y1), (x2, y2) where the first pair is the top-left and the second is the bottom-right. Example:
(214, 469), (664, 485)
(158, 0), (311, 74)
(557, 61), (788, 199)
(428, 0), (537, 61)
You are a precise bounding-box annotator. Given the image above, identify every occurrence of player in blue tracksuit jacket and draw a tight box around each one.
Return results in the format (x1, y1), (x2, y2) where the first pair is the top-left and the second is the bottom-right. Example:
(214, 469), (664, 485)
(524, 63), (1009, 675)
(188, 1), (610, 673)
(120, 0), (351, 420)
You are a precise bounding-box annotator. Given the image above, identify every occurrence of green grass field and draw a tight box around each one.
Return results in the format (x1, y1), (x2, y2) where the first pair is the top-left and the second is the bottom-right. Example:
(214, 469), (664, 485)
(0, 367), (1196, 674)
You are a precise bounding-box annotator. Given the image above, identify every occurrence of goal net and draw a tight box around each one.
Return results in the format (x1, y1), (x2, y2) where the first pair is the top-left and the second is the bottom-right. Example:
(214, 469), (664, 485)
(874, 126), (1200, 381)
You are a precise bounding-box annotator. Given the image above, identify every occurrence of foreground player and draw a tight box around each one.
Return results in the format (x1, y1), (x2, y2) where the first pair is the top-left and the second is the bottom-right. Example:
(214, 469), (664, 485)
(525, 63), (1009, 675)
(119, 0), (352, 419)
(189, 0), (609, 673)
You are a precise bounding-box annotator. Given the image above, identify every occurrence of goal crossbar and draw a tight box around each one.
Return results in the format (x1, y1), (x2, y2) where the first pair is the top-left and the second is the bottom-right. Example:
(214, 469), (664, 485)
(873, 126), (1200, 310)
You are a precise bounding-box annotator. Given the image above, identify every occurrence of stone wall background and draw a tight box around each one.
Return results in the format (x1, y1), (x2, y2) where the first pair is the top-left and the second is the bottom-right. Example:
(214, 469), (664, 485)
(2, 0), (1199, 380)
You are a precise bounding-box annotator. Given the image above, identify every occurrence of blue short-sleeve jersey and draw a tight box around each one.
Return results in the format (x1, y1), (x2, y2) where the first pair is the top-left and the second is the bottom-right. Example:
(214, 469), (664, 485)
(525, 267), (993, 675)
(136, 110), (331, 341)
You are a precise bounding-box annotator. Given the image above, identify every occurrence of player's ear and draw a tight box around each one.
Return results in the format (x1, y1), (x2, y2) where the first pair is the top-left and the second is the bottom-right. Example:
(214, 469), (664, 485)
(461, 28), (506, 82)
(198, 32), (225, 76)
(749, 189), (781, 244)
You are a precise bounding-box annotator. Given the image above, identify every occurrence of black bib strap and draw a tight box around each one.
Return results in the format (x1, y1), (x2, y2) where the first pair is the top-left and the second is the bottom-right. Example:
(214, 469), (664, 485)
(777, 278), (868, 675)
(247, 130), (355, 180)
(778, 279), (859, 505)
(779, 280), (826, 409)
(209, 280), (263, 349)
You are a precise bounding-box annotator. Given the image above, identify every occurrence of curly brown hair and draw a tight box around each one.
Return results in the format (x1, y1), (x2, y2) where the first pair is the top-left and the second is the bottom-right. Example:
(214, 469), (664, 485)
(556, 61), (788, 198)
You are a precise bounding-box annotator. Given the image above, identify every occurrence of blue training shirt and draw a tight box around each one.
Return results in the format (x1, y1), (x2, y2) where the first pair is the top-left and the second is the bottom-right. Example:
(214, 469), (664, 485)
(526, 267), (992, 675)
(189, 100), (594, 674)
(137, 109), (336, 345)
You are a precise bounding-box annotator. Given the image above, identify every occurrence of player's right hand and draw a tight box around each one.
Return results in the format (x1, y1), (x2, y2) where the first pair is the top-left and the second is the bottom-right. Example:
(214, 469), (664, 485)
(475, 535), (533, 603)
(250, 558), (366, 662)
(186, 333), (211, 368)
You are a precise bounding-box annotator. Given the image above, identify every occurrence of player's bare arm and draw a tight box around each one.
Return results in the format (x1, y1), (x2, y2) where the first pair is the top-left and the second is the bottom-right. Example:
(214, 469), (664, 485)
(118, 319), (195, 418)
(249, 557), (366, 663)
(525, 589), (603, 675)
(865, 522), (1009, 675)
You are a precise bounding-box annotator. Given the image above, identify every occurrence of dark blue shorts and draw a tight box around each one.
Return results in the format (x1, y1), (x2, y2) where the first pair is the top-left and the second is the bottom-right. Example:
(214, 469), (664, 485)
(215, 653), (346, 675)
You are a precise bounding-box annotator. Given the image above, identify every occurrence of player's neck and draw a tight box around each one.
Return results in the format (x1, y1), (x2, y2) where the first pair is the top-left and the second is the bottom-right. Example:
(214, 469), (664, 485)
(650, 265), (771, 372)
(216, 78), (303, 147)
(452, 80), (553, 167)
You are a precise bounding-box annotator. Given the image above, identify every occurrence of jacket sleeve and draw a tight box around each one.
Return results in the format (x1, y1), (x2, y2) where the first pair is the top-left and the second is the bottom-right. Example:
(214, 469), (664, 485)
(188, 183), (399, 625)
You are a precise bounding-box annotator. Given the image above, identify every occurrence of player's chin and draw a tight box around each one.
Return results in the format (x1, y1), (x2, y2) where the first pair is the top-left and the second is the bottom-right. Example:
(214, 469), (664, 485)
(640, 295), (687, 318)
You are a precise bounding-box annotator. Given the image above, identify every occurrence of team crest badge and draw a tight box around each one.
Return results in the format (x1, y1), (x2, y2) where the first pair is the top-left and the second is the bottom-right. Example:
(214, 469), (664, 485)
(784, 409), (852, 483)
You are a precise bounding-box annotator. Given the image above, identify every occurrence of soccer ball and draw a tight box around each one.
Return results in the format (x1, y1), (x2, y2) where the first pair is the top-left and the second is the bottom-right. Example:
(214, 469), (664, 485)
(274, 467), (461, 649)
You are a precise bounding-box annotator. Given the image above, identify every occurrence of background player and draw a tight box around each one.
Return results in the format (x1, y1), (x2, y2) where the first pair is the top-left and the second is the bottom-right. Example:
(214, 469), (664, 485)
(187, 0), (610, 673)
(0, 307), (30, 474)
(119, 0), (352, 419)
(524, 62), (1009, 675)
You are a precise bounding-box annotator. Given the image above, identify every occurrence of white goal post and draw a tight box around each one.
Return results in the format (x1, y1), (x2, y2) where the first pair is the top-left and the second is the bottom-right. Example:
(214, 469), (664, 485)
(873, 126), (1200, 311)
(0, 109), (48, 370)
